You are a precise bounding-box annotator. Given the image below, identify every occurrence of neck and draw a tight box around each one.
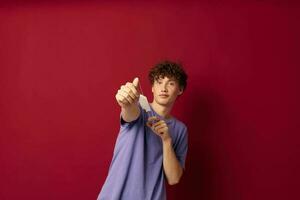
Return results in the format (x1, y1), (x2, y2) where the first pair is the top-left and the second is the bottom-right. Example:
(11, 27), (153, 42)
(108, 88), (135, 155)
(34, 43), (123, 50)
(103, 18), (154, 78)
(150, 101), (174, 119)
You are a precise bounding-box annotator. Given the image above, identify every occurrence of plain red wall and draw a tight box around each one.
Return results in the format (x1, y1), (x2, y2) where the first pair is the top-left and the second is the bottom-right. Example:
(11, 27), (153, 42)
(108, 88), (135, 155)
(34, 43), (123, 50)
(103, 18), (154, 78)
(1, 1), (299, 200)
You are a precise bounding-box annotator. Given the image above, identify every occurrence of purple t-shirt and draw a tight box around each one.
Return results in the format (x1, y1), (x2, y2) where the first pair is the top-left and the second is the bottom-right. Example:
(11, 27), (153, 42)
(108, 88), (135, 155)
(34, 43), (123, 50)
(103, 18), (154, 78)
(97, 104), (188, 200)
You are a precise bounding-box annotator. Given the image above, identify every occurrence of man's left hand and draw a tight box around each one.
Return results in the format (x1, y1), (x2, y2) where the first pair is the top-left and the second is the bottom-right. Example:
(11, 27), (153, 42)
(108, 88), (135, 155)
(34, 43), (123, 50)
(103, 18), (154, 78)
(147, 116), (171, 142)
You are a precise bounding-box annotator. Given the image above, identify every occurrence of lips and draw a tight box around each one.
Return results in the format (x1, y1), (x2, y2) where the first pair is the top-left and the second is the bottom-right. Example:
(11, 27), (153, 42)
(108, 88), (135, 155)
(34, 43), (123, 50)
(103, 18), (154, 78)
(159, 94), (169, 97)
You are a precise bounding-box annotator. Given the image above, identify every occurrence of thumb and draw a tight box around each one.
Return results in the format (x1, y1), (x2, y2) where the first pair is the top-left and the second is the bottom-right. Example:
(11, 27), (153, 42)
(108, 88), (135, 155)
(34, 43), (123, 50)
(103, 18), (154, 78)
(132, 77), (139, 88)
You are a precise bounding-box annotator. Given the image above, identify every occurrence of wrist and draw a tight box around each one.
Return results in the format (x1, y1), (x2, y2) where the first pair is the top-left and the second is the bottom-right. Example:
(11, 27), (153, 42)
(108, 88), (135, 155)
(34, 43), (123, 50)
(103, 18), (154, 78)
(162, 137), (172, 145)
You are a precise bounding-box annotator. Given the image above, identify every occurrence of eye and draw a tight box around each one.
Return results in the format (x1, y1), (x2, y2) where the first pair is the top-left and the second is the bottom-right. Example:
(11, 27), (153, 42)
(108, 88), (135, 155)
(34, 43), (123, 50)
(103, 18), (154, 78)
(169, 82), (175, 86)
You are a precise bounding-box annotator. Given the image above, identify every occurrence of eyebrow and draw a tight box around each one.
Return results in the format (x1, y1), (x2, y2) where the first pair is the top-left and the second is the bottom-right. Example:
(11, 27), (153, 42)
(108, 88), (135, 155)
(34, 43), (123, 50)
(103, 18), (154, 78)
(157, 77), (176, 82)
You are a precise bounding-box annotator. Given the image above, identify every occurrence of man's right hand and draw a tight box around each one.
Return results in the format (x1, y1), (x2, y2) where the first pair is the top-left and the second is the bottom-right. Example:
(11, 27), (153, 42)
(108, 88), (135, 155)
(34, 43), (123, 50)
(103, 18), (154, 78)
(115, 77), (140, 108)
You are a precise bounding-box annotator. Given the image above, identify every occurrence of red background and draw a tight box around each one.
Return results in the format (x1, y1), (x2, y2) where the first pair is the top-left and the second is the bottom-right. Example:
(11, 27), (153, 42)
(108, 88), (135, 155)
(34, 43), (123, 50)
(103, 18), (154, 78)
(1, 1), (299, 200)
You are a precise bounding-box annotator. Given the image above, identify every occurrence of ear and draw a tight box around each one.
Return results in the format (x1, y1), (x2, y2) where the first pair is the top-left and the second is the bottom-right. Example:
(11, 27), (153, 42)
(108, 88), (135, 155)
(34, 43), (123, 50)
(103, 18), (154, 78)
(178, 88), (183, 96)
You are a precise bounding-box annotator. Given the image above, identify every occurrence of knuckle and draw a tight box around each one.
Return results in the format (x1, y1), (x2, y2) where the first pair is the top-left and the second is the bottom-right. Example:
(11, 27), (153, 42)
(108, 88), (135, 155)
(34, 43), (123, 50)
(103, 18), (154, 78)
(124, 86), (130, 92)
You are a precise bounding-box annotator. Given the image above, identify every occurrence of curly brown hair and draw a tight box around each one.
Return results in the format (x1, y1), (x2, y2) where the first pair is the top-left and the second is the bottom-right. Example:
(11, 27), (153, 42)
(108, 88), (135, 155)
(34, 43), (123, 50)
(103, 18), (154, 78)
(148, 60), (188, 91)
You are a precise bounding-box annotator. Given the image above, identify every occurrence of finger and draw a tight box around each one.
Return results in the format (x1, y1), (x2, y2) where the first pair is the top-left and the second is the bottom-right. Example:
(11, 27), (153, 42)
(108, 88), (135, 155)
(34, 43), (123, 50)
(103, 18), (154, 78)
(132, 77), (139, 88)
(125, 83), (139, 98)
(118, 92), (134, 104)
(147, 121), (160, 129)
(153, 124), (166, 131)
(148, 116), (160, 121)
(118, 90), (134, 103)
(148, 119), (160, 125)
(155, 126), (166, 135)
(121, 85), (137, 100)
(116, 93), (130, 104)
(152, 120), (165, 128)
(132, 77), (142, 94)
(146, 121), (152, 128)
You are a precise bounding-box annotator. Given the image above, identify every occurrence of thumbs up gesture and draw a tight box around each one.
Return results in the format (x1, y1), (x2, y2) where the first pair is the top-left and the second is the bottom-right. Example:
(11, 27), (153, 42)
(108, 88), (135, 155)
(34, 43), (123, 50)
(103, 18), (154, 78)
(115, 77), (141, 108)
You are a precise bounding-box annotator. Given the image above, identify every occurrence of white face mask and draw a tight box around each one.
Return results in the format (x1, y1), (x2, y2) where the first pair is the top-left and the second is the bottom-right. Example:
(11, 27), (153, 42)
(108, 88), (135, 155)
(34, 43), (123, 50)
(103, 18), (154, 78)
(139, 94), (151, 113)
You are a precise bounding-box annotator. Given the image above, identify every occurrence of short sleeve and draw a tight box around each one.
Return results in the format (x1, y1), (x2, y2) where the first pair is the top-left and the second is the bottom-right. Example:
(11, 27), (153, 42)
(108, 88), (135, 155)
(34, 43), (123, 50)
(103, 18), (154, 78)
(120, 104), (143, 129)
(173, 127), (188, 169)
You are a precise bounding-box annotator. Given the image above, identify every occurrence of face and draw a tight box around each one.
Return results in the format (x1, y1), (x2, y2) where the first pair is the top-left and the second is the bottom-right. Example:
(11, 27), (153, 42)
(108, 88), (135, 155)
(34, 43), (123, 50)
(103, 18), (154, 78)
(151, 76), (183, 107)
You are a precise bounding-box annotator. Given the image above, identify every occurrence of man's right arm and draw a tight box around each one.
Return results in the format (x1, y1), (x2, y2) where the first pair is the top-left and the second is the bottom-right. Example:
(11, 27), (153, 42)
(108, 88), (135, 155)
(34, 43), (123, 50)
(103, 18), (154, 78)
(121, 104), (140, 123)
(115, 77), (140, 123)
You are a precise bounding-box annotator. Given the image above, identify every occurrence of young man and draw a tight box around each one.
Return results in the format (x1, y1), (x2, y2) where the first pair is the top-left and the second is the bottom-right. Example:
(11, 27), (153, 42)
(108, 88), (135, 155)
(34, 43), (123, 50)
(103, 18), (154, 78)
(97, 61), (188, 200)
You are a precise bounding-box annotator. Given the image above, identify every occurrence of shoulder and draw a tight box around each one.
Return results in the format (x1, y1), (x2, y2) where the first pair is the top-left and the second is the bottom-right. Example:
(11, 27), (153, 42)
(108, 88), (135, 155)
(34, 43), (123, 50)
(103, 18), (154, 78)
(171, 117), (188, 141)
(173, 117), (188, 132)
(170, 118), (188, 151)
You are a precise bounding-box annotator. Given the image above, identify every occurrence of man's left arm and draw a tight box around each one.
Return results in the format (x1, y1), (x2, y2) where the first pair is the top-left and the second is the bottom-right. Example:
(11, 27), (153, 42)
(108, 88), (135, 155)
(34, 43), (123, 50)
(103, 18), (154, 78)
(162, 138), (183, 185)
(147, 116), (184, 185)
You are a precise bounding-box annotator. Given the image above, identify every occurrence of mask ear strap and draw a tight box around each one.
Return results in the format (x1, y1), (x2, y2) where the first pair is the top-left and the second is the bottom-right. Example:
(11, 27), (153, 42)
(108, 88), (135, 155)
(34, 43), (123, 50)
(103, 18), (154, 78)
(139, 79), (144, 96)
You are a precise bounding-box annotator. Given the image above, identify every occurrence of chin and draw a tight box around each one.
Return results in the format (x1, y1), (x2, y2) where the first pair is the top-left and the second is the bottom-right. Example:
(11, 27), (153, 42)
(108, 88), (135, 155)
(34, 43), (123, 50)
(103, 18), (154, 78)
(158, 102), (169, 106)
(156, 99), (172, 106)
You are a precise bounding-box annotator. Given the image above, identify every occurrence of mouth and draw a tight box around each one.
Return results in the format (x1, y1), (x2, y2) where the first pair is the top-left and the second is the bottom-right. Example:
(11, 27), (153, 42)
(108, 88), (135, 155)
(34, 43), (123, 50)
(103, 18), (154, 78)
(159, 94), (169, 98)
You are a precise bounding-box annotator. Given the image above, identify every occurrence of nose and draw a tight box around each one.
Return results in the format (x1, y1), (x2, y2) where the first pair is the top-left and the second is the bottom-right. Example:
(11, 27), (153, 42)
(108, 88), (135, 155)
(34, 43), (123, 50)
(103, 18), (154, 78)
(160, 83), (168, 92)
